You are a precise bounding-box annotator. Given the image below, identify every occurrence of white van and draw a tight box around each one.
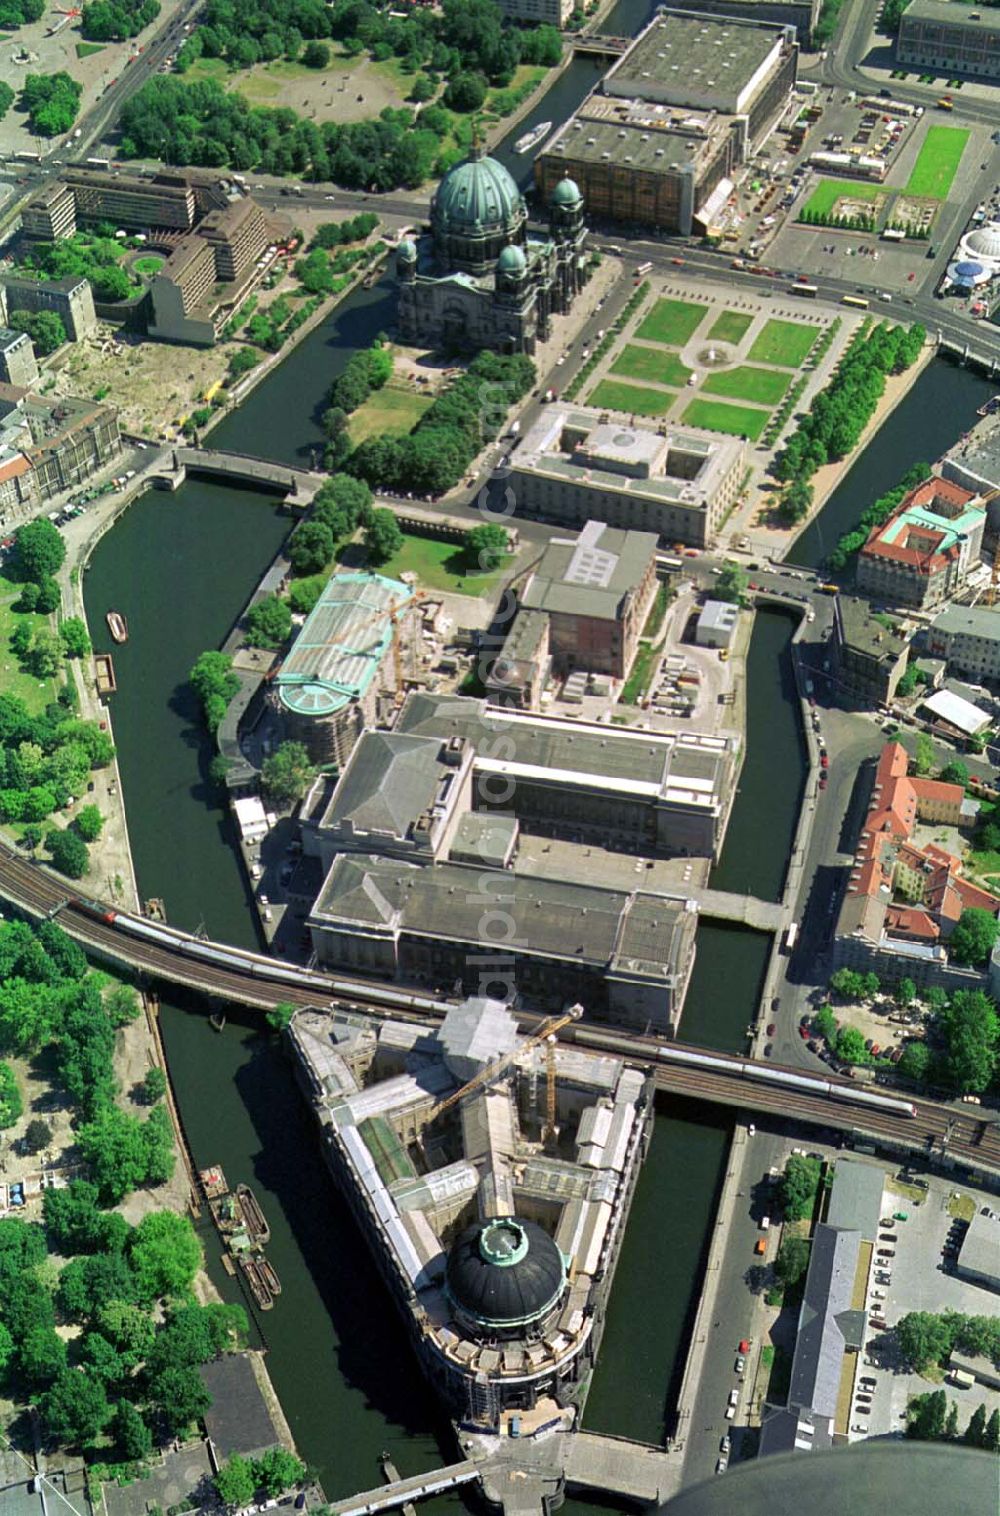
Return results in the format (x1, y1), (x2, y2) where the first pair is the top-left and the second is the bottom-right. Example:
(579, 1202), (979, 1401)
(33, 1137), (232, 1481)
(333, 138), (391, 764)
(760, 1216), (770, 1232)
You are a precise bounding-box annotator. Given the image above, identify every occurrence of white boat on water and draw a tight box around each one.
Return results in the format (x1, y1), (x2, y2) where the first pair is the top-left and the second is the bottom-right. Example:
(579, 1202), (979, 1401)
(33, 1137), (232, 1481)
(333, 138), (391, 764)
(514, 121), (552, 155)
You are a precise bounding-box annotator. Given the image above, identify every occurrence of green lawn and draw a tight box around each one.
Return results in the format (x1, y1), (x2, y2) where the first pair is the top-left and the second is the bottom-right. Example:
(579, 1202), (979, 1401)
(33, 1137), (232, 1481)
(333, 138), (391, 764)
(76, 41), (105, 58)
(702, 365), (790, 405)
(0, 577), (59, 715)
(372, 534), (506, 597)
(707, 311), (753, 344)
(621, 641), (660, 706)
(348, 385), (432, 446)
(683, 397), (770, 440)
(133, 254), (166, 277)
(905, 124), (970, 199)
(588, 378), (675, 417)
(747, 318), (817, 369)
(802, 178), (882, 219)
(610, 344), (692, 388)
(635, 297), (708, 347)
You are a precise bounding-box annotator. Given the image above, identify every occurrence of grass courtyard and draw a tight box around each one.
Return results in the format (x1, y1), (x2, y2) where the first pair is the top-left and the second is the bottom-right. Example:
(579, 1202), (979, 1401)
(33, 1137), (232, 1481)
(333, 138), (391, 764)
(133, 255), (166, 277)
(707, 311), (753, 344)
(747, 319), (817, 369)
(802, 178), (883, 220)
(348, 385), (432, 446)
(635, 298), (708, 347)
(588, 378), (675, 417)
(373, 534), (507, 597)
(683, 397), (770, 440)
(0, 577), (59, 715)
(905, 125), (970, 200)
(610, 345), (692, 388)
(701, 365), (791, 406)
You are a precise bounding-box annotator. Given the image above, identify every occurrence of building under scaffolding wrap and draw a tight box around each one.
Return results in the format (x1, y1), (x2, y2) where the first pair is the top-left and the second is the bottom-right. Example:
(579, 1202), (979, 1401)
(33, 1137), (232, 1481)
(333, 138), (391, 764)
(288, 997), (654, 1432)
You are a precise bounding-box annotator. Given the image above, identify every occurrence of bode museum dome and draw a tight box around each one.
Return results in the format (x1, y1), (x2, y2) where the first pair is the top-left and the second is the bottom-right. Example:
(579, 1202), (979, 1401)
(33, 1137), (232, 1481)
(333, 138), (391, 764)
(397, 145), (590, 354)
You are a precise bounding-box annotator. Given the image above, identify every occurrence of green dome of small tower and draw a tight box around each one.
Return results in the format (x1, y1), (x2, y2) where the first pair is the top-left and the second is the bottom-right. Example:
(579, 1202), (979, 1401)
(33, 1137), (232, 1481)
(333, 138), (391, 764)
(551, 177), (582, 209)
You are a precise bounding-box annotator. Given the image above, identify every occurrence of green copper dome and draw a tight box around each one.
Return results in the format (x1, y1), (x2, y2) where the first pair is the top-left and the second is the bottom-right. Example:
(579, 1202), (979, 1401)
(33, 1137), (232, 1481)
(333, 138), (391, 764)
(551, 176), (582, 208)
(432, 149), (524, 236)
(497, 243), (526, 274)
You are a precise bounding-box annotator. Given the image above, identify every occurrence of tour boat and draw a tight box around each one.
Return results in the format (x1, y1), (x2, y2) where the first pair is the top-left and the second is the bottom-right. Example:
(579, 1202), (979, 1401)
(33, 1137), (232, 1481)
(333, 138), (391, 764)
(106, 610), (128, 644)
(514, 121), (552, 154)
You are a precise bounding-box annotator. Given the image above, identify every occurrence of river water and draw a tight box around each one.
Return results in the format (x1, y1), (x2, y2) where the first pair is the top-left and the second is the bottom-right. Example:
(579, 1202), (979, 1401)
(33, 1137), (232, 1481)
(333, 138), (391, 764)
(78, 7), (1000, 1493)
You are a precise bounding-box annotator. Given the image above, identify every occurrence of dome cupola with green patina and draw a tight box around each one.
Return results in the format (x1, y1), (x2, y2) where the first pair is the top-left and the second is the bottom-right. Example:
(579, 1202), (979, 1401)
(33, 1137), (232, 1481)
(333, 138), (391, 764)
(430, 144), (527, 276)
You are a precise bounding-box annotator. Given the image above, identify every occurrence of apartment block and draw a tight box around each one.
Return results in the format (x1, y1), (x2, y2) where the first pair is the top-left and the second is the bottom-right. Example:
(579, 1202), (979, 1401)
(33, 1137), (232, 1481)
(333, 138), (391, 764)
(147, 237), (220, 347)
(0, 329), (38, 390)
(0, 277), (97, 343)
(20, 181), (77, 242)
(198, 197), (269, 284)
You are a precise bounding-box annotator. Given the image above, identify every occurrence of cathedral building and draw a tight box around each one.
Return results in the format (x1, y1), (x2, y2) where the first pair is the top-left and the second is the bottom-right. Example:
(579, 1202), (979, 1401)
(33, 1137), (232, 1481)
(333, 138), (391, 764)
(396, 146), (589, 355)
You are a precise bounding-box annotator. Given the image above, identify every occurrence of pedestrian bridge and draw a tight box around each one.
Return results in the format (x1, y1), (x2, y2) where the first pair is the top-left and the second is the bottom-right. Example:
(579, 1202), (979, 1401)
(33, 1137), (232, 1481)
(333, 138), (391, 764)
(155, 447), (325, 497)
(685, 887), (785, 933)
(327, 1463), (479, 1516)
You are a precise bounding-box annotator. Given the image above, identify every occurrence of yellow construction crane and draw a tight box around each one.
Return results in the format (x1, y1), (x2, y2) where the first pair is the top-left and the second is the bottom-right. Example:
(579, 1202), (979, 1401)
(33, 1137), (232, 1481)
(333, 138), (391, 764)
(272, 587), (424, 702)
(427, 1005), (584, 1124)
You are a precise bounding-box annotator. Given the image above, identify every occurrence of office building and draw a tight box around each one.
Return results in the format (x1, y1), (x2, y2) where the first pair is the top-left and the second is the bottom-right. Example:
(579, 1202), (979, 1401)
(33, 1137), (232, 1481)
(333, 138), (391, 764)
(759, 1161), (884, 1456)
(956, 1210), (1000, 1292)
(898, 0), (1000, 78)
(396, 691), (738, 860)
(927, 602), (1000, 680)
(660, 0), (819, 47)
(695, 599), (739, 648)
(308, 855), (698, 1031)
(199, 197), (270, 284)
(831, 595), (910, 708)
(0, 276), (97, 343)
(0, 329), (38, 390)
(273, 572), (413, 766)
(397, 147), (589, 355)
(147, 236), (221, 347)
(509, 407), (746, 548)
(856, 475), (986, 611)
(489, 520), (658, 706)
(20, 180), (77, 242)
(536, 10), (798, 234)
(289, 997), (654, 1428)
(497, 0), (573, 20)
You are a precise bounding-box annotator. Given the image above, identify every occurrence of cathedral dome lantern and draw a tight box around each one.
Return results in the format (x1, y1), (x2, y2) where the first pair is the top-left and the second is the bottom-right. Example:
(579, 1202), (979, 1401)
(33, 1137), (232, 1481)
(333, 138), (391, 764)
(431, 146), (526, 275)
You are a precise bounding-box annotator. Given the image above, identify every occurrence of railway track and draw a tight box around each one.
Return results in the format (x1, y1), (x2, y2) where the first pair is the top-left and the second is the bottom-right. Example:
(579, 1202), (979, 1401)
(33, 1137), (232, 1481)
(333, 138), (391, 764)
(1, 843), (998, 1175)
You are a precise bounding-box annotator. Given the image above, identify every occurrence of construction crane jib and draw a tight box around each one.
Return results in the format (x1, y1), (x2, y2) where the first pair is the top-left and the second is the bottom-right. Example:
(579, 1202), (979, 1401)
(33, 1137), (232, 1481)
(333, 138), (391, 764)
(427, 1004), (584, 1123)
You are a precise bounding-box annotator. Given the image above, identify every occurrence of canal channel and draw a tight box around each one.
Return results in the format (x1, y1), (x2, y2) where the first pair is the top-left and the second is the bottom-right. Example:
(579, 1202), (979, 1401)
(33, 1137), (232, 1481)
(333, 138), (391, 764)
(80, 10), (1000, 1491)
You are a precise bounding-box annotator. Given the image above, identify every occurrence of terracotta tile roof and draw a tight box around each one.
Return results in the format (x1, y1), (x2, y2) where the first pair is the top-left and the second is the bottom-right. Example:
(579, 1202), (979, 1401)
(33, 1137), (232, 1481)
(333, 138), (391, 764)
(911, 778), (965, 807)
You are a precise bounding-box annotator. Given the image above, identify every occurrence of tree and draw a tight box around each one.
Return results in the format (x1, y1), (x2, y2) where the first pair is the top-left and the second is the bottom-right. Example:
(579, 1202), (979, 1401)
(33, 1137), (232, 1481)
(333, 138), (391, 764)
(38, 1368), (111, 1447)
(76, 1105), (174, 1204)
(142, 1066), (167, 1104)
(830, 967), (863, 1001)
(714, 563), (747, 604)
(266, 1002), (295, 1034)
(363, 508), (403, 567)
(215, 1454), (257, 1508)
(465, 523), (509, 572)
(913, 733), (936, 776)
(73, 805), (104, 843)
(112, 1398), (152, 1462)
(896, 1312), (956, 1372)
(8, 309), (67, 356)
(812, 1005), (837, 1043)
(964, 1403), (988, 1447)
(774, 1235), (810, 1286)
(945, 1401), (959, 1439)
(985, 1408), (1000, 1453)
(0, 1061), (22, 1127)
(189, 650), (239, 733)
(897, 977), (916, 1007)
(244, 594), (292, 650)
(147, 1363), (211, 1434)
(24, 1117), (52, 1153)
(835, 1025), (869, 1065)
(443, 72), (486, 112)
(57, 1251), (139, 1321)
(861, 971), (880, 1000)
(19, 72), (83, 137)
(34, 577), (61, 614)
(898, 1041), (931, 1083)
(44, 827), (89, 880)
(20, 1326), (68, 1389)
(43, 1180), (124, 1254)
(907, 1388), (948, 1441)
(254, 1448), (306, 1497)
(938, 988), (999, 1092)
(948, 909), (1000, 968)
(261, 741), (312, 806)
(287, 520), (334, 576)
(301, 39), (329, 68)
(60, 618), (91, 658)
(13, 518), (65, 583)
(129, 1211), (202, 1302)
(940, 760), (969, 788)
(779, 1154), (821, 1222)
(96, 1300), (156, 1364)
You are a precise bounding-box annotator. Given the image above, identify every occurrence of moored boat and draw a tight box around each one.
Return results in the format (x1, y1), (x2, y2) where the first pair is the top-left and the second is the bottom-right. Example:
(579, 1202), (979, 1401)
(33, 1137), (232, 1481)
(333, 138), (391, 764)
(239, 1256), (273, 1311)
(236, 1183), (270, 1245)
(258, 1256), (281, 1297)
(514, 121), (552, 154)
(106, 610), (128, 643)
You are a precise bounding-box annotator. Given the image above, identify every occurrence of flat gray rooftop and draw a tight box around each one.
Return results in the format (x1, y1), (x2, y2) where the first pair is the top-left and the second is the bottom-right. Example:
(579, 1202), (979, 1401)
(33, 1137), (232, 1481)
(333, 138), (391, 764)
(933, 602), (1000, 642)
(606, 11), (782, 104)
(523, 521), (657, 621)
(901, 0), (1000, 28)
(546, 116), (717, 173)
